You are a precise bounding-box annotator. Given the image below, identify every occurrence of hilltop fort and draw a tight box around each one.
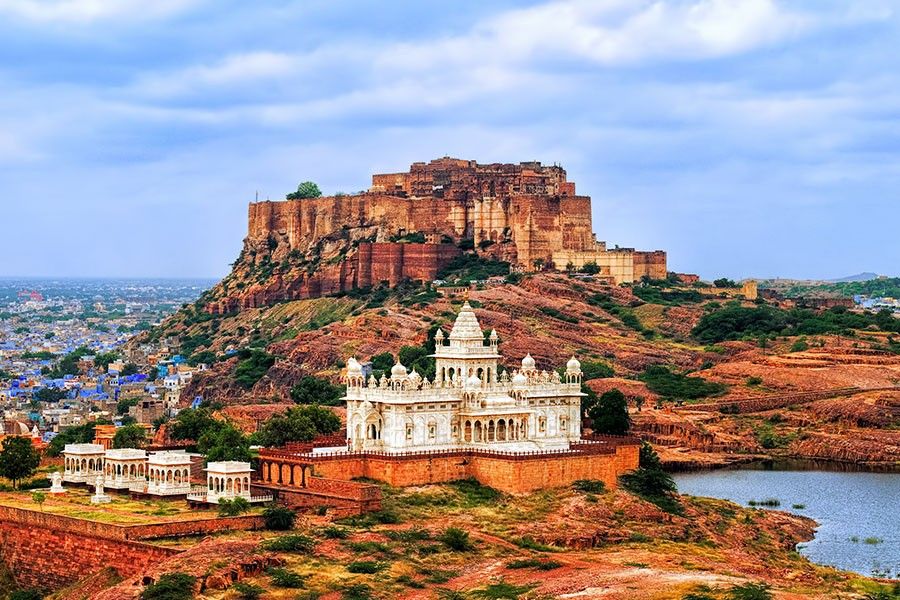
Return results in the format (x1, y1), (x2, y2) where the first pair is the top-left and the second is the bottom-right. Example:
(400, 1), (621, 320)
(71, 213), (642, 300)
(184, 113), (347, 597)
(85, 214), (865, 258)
(208, 157), (666, 313)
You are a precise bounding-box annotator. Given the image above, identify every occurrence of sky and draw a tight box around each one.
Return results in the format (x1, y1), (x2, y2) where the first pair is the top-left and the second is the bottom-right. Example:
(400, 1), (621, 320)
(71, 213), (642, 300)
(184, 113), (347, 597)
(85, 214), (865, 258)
(1, 0), (898, 281)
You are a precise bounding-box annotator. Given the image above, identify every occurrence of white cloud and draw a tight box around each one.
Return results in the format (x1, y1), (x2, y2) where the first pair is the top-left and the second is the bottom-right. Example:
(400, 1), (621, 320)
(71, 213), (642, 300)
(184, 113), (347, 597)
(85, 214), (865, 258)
(0, 0), (201, 23)
(132, 51), (299, 98)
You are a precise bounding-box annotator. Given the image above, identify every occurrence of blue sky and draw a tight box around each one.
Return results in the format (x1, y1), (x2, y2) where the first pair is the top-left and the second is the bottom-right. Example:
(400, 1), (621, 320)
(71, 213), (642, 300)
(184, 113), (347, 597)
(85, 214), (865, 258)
(1, 0), (898, 280)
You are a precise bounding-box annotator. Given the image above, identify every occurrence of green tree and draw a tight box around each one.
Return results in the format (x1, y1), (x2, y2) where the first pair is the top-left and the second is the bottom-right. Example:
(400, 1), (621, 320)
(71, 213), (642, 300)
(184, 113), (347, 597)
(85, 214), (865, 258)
(34, 387), (68, 403)
(286, 181), (322, 200)
(121, 363), (140, 376)
(0, 437), (41, 489)
(116, 397), (140, 416)
(169, 408), (222, 441)
(253, 405), (341, 447)
(112, 424), (147, 449)
(47, 421), (103, 457)
(93, 351), (119, 371)
(234, 349), (276, 389)
(290, 375), (343, 405)
(31, 490), (46, 512)
(198, 425), (251, 462)
(588, 389), (631, 435)
(579, 262), (600, 275)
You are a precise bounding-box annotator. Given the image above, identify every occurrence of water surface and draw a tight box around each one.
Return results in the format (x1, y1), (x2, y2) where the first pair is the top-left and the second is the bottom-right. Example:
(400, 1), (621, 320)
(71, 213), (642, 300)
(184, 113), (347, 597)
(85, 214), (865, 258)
(673, 466), (899, 578)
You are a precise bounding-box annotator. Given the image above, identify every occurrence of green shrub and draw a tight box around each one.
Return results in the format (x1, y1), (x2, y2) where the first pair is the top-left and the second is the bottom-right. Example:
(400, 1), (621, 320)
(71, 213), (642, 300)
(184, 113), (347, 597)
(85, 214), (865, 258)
(727, 582), (772, 600)
(639, 365), (727, 400)
(217, 496), (251, 517)
(572, 479), (606, 494)
(321, 526), (349, 539)
(384, 527), (431, 542)
(506, 558), (562, 570)
(140, 572), (197, 600)
(268, 567), (306, 588)
(447, 478), (502, 506)
(347, 561), (387, 574)
(263, 506), (297, 530)
(262, 534), (315, 553)
(469, 579), (535, 599)
(619, 467), (682, 515)
(230, 582), (264, 600)
(339, 583), (373, 600)
(438, 527), (473, 551)
(10, 591), (44, 600)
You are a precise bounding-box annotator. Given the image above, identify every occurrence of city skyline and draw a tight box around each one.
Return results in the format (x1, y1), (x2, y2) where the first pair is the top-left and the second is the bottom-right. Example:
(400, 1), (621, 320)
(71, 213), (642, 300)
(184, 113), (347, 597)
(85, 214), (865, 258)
(1, 0), (898, 280)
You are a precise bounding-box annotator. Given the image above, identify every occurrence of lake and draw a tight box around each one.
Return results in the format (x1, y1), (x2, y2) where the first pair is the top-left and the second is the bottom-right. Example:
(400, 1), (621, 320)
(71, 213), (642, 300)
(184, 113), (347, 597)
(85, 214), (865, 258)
(673, 464), (900, 578)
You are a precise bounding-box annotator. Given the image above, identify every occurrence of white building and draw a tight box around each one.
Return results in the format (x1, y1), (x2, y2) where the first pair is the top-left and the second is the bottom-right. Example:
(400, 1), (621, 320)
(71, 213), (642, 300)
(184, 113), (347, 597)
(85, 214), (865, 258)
(187, 461), (272, 505)
(103, 448), (148, 490)
(62, 443), (105, 484)
(345, 302), (583, 453)
(146, 451), (193, 496)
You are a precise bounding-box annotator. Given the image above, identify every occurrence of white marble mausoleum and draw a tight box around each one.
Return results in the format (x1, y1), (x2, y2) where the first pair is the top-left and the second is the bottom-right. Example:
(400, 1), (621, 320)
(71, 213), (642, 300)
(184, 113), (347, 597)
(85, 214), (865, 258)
(344, 302), (584, 453)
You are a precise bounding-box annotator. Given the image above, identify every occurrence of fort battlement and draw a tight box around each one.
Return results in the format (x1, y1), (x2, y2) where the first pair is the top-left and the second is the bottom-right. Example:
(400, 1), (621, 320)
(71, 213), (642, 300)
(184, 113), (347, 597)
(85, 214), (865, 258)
(208, 158), (667, 313)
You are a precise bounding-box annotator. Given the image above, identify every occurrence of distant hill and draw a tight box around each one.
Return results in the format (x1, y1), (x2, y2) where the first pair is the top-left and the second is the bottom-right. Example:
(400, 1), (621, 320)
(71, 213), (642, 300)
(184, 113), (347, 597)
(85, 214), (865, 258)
(828, 272), (879, 283)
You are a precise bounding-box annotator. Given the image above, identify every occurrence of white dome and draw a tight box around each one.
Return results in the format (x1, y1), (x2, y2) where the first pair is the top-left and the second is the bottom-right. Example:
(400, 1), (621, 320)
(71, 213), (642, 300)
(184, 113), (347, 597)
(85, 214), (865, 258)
(489, 329), (498, 339)
(521, 353), (536, 370)
(566, 356), (581, 371)
(346, 357), (363, 376)
(512, 372), (527, 387)
(408, 368), (422, 382)
(466, 373), (482, 387)
(390, 361), (408, 378)
(434, 328), (445, 339)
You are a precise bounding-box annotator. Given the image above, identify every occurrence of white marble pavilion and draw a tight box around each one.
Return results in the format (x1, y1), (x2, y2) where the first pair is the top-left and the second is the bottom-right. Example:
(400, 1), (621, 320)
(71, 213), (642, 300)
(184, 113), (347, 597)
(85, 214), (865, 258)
(345, 301), (584, 453)
(186, 461), (272, 505)
(103, 448), (148, 491)
(146, 451), (193, 496)
(62, 444), (105, 484)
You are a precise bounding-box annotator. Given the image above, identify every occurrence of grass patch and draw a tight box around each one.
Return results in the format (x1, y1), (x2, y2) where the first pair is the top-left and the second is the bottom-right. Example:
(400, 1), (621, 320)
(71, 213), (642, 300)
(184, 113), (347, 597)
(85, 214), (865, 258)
(506, 557), (562, 570)
(268, 567), (306, 588)
(262, 534), (316, 553)
(347, 561), (388, 574)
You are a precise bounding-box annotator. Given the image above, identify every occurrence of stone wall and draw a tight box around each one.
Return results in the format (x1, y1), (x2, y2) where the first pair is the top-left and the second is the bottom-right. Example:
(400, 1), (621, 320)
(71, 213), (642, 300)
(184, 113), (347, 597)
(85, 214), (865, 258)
(356, 242), (460, 288)
(633, 250), (668, 281)
(261, 438), (640, 495)
(0, 506), (269, 591)
(0, 506), (180, 591)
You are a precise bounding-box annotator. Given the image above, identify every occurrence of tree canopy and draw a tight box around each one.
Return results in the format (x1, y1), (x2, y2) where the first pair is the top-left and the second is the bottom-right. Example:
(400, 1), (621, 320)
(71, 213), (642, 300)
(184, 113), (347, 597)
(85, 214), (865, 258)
(588, 389), (631, 435)
(286, 181), (322, 200)
(290, 375), (343, 406)
(0, 437), (41, 489)
(198, 424), (251, 463)
(253, 405), (341, 447)
(112, 424), (147, 449)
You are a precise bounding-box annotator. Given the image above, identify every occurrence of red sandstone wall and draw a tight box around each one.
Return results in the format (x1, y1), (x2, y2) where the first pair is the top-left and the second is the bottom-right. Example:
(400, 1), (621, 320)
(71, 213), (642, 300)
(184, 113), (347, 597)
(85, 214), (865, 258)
(298, 445), (640, 494)
(633, 250), (667, 280)
(0, 507), (180, 591)
(357, 242), (461, 288)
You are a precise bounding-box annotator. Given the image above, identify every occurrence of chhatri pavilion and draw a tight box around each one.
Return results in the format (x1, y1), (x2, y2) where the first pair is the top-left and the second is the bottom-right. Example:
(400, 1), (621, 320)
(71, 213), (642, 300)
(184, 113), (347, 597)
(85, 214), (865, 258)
(344, 301), (584, 453)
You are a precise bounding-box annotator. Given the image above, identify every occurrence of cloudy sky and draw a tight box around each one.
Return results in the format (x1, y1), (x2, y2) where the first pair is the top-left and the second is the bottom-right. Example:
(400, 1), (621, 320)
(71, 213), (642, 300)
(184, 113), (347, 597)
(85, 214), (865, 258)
(2, 0), (898, 280)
